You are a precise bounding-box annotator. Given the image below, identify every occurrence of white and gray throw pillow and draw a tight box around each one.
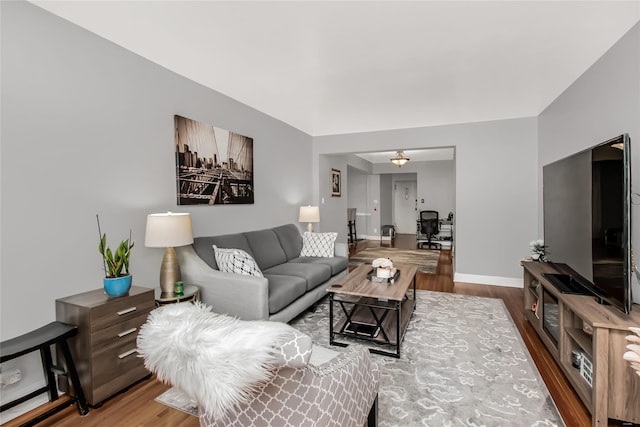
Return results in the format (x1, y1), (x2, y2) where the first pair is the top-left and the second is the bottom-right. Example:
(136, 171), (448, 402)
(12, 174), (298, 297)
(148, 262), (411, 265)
(300, 232), (337, 258)
(213, 245), (263, 277)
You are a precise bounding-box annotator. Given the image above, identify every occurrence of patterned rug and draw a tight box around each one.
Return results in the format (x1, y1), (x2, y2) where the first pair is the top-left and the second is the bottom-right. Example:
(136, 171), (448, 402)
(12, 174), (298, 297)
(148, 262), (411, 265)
(349, 247), (440, 274)
(156, 291), (564, 426)
(293, 291), (564, 427)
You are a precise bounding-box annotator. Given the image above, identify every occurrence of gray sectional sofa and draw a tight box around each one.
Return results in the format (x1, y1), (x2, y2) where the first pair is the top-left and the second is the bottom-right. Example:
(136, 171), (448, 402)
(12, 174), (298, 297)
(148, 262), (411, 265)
(176, 224), (348, 322)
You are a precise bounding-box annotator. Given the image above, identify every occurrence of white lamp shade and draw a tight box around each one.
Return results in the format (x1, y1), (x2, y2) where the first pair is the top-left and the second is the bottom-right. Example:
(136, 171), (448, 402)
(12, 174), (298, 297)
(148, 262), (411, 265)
(145, 212), (194, 248)
(299, 206), (320, 223)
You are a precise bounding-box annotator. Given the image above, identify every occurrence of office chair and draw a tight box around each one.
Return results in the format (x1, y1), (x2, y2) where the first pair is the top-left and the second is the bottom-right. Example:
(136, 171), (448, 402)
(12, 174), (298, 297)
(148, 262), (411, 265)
(417, 210), (441, 249)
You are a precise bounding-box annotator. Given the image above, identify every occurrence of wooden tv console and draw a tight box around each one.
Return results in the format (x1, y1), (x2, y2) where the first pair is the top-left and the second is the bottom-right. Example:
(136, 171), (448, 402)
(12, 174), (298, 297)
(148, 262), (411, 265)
(522, 261), (640, 427)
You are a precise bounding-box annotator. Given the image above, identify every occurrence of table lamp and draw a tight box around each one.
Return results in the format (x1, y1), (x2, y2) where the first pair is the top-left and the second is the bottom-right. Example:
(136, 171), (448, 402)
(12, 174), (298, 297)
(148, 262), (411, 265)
(299, 205), (320, 233)
(145, 212), (194, 294)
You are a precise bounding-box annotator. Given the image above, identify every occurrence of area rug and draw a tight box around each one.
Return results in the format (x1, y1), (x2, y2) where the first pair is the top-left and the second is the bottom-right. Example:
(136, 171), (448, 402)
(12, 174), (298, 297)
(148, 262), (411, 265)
(292, 291), (564, 427)
(156, 387), (198, 417)
(349, 247), (440, 274)
(156, 291), (564, 427)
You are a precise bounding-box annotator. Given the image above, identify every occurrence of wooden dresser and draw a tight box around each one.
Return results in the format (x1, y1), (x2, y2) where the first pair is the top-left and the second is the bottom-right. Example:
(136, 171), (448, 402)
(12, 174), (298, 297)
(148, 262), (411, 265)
(56, 286), (155, 406)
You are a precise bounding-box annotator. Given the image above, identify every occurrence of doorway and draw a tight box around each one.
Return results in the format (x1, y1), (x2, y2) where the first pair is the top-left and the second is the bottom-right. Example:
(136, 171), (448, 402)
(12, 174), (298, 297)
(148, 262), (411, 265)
(394, 181), (417, 234)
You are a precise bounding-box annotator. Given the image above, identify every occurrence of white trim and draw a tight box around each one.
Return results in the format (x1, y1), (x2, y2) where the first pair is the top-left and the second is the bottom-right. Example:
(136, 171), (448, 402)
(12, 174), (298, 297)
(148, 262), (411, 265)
(359, 235), (381, 240)
(454, 273), (523, 288)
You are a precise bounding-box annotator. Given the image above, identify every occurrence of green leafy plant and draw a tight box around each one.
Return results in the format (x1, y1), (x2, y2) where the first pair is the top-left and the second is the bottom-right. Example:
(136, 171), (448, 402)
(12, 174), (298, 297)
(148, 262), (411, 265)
(97, 215), (134, 278)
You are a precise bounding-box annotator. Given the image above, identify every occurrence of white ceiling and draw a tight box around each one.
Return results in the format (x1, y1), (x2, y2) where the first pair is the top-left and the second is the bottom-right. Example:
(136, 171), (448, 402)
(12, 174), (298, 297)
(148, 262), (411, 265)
(32, 1), (640, 139)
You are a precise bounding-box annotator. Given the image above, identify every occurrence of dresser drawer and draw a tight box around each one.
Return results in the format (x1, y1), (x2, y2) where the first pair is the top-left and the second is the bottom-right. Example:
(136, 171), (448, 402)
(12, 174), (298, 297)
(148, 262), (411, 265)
(92, 359), (150, 404)
(92, 336), (146, 386)
(89, 292), (155, 332)
(91, 312), (150, 350)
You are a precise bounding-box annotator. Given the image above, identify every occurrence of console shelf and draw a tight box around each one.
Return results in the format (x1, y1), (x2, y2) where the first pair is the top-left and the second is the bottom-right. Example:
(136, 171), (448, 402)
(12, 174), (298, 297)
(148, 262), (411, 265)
(522, 261), (640, 427)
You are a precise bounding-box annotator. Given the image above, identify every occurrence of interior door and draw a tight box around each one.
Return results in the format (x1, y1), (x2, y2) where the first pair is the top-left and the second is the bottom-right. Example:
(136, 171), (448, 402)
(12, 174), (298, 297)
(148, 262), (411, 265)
(394, 181), (417, 234)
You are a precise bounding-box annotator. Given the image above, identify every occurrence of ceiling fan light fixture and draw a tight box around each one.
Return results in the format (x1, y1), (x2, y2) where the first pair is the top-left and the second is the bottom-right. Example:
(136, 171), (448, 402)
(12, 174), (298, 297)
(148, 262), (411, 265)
(390, 150), (410, 167)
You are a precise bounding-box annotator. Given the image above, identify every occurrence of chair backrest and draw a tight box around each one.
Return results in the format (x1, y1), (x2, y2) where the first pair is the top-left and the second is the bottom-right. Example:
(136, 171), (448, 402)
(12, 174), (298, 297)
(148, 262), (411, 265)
(419, 210), (440, 235)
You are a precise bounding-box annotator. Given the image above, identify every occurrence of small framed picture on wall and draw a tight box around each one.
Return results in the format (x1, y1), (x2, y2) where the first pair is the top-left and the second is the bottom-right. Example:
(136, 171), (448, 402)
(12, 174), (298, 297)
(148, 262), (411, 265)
(331, 168), (341, 197)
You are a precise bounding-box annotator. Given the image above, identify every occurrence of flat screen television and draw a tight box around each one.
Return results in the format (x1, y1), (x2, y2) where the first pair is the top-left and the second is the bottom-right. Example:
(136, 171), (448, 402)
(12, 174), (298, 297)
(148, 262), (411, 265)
(543, 134), (632, 314)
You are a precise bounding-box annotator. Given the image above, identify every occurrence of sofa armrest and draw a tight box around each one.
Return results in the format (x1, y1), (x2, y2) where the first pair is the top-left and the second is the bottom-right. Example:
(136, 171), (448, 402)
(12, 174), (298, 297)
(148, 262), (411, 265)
(309, 345), (380, 426)
(176, 245), (270, 320)
(334, 242), (348, 257)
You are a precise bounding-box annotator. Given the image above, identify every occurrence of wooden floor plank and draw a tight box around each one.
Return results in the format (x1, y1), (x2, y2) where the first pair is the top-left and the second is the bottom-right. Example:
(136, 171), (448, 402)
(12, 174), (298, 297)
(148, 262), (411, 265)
(4, 234), (625, 427)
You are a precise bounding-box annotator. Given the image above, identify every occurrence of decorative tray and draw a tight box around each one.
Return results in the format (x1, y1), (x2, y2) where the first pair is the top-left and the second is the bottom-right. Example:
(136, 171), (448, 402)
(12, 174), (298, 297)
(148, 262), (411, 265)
(366, 268), (400, 284)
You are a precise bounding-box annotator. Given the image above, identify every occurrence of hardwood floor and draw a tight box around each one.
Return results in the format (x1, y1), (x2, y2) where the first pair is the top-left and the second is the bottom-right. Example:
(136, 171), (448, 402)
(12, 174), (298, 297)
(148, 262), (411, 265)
(4, 234), (623, 427)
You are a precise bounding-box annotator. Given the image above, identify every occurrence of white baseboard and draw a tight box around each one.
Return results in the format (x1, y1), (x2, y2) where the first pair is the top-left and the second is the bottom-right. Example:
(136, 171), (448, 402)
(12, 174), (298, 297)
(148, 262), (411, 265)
(359, 235), (384, 241)
(454, 273), (523, 288)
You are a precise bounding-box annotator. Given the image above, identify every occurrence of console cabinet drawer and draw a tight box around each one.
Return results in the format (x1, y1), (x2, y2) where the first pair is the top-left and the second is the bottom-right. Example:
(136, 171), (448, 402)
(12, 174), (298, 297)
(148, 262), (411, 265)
(56, 286), (154, 406)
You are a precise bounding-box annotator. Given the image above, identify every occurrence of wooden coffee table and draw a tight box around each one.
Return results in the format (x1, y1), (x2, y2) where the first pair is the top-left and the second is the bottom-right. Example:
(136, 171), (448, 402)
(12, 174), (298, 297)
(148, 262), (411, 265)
(328, 263), (417, 358)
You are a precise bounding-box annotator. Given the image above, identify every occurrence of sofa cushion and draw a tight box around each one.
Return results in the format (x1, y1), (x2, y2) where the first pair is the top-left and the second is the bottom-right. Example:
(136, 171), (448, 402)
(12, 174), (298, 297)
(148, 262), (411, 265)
(245, 229), (287, 270)
(194, 234), (254, 270)
(264, 263), (331, 292)
(300, 232), (337, 258)
(290, 256), (349, 276)
(264, 274), (307, 314)
(272, 224), (304, 260)
(214, 246), (263, 277)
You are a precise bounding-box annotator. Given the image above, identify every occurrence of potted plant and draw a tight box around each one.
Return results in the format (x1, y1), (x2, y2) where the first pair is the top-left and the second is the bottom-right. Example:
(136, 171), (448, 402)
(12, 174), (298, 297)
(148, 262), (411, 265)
(529, 239), (547, 262)
(97, 215), (134, 297)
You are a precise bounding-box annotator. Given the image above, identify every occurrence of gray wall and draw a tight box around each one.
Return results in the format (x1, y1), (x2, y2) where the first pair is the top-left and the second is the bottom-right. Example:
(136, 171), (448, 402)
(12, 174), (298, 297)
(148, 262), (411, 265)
(379, 174), (393, 227)
(314, 117), (539, 286)
(538, 22), (640, 303)
(346, 167), (369, 240)
(1, 1), (313, 414)
(317, 155), (348, 240)
(373, 160), (455, 220)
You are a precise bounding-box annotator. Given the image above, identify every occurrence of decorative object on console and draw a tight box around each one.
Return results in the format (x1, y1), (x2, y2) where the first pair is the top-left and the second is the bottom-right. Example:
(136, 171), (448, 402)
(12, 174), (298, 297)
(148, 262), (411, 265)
(331, 168), (341, 197)
(529, 239), (547, 262)
(96, 214), (134, 297)
(300, 232), (337, 258)
(145, 212), (194, 296)
(175, 115), (254, 205)
(390, 150), (410, 167)
(624, 327), (640, 377)
(298, 205), (320, 232)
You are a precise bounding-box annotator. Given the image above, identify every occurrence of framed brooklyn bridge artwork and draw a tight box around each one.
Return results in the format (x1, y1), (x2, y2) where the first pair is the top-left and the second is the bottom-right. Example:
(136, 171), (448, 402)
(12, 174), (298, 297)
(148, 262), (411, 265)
(174, 115), (254, 205)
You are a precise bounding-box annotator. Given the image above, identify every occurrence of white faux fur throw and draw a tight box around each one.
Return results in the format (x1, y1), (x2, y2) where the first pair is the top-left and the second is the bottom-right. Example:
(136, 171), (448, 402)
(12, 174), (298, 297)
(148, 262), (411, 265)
(137, 302), (302, 418)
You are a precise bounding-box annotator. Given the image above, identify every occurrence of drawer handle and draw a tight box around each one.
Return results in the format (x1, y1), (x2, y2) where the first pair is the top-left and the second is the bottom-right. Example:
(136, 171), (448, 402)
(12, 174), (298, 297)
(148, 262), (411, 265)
(117, 328), (137, 338)
(118, 349), (137, 359)
(117, 307), (137, 316)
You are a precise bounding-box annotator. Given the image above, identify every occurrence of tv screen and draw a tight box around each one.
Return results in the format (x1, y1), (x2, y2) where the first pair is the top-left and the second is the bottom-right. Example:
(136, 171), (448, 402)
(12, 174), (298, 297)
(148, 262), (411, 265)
(543, 134), (631, 314)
